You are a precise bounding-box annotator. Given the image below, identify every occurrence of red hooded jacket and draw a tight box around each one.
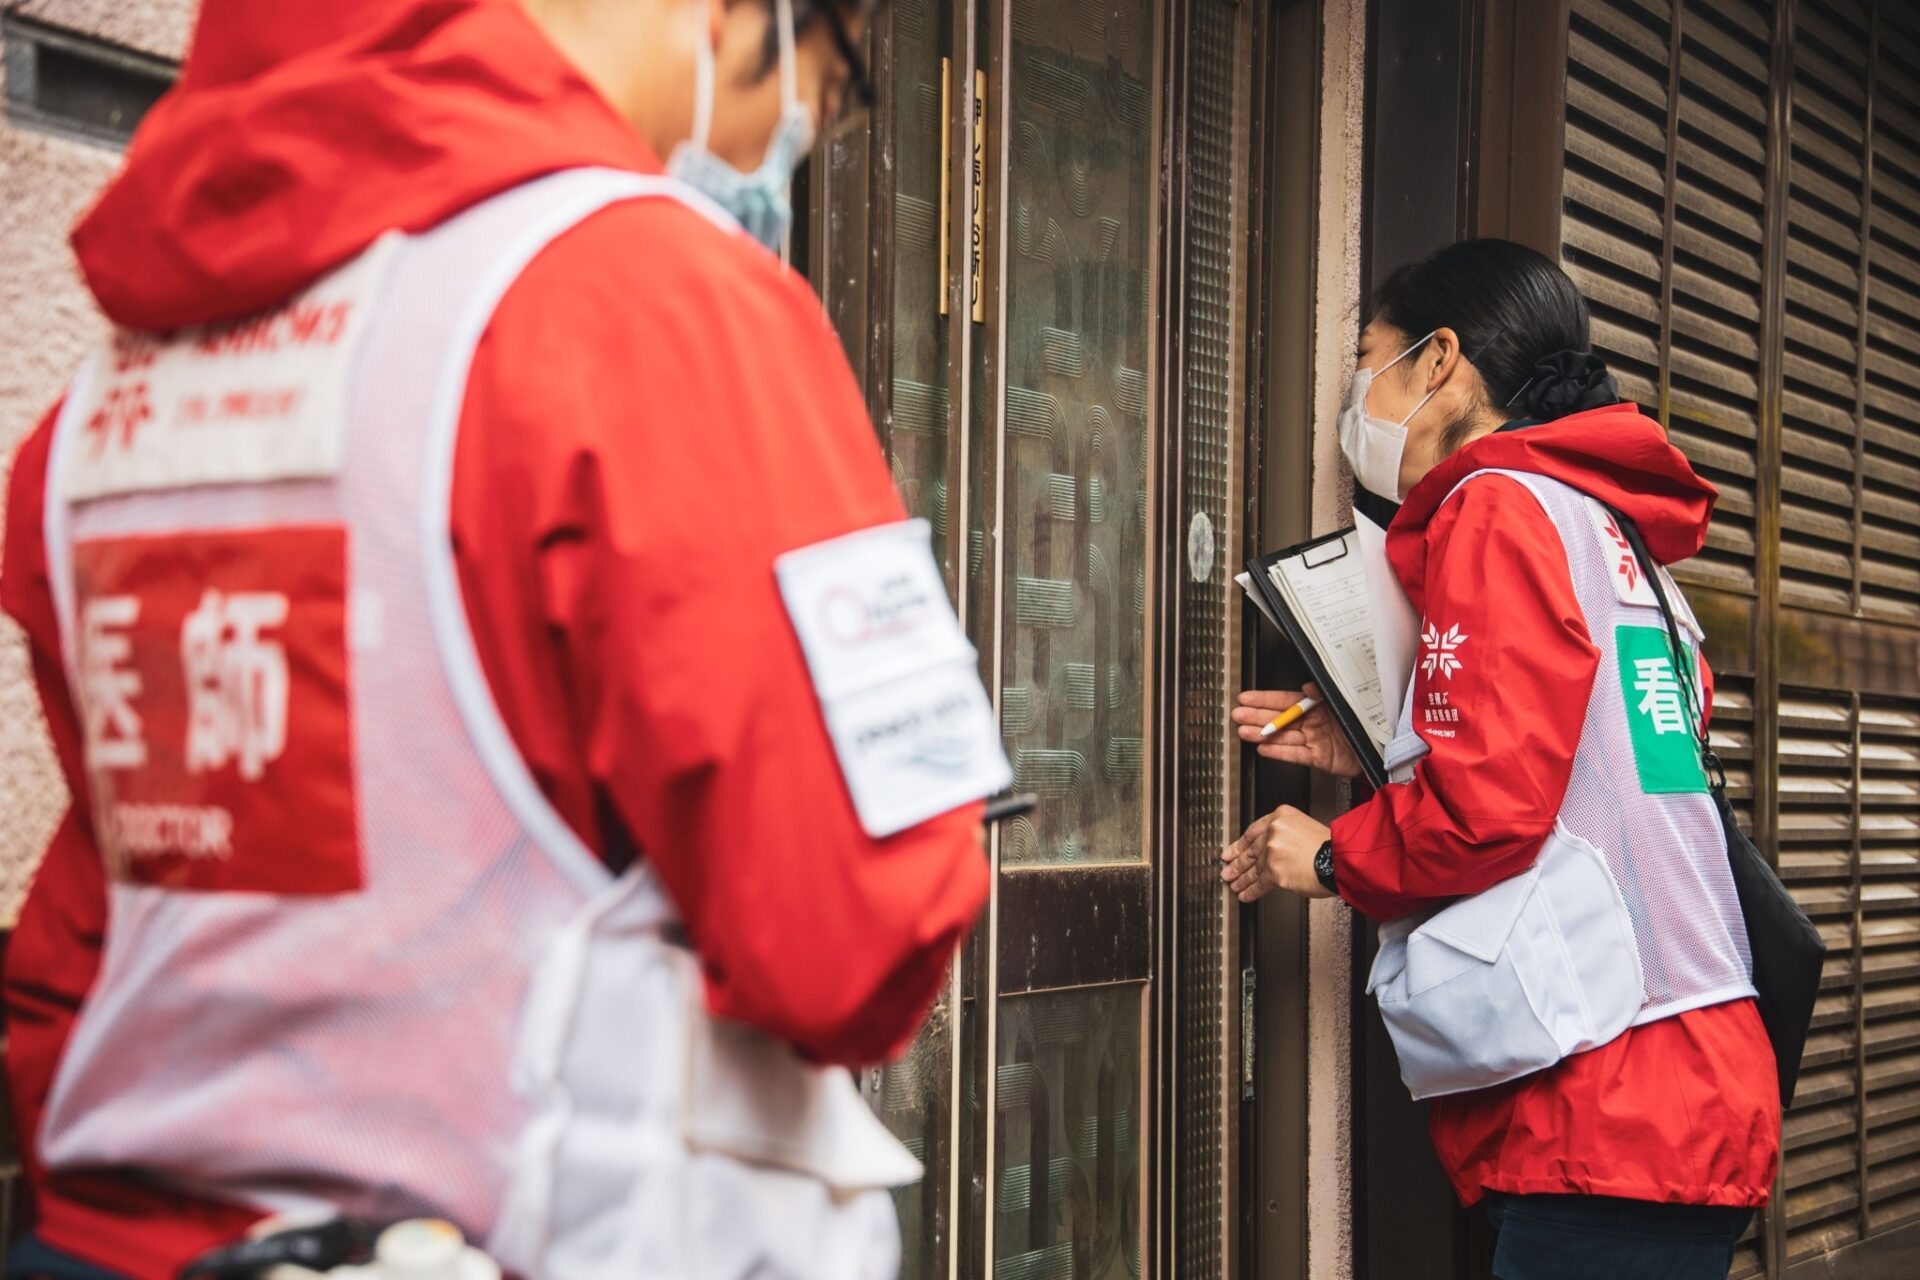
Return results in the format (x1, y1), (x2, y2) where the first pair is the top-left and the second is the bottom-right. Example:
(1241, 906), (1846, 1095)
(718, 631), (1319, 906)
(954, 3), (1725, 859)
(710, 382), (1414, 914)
(0, 2), (987, 1272)
(1331, 406), (1781, 1208)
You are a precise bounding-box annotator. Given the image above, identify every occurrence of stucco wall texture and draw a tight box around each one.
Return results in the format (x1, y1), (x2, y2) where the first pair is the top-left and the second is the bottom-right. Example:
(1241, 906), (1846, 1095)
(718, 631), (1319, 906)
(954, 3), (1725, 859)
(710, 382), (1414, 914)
(1305, 2), (1366, 1276)
(0, 1), (192, 923)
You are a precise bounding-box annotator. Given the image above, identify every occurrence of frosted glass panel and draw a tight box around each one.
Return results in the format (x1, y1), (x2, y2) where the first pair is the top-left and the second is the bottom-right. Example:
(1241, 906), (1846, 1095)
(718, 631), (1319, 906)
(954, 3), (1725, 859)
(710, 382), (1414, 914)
(994, 984), (1145, 1279)
(997, 0), (1154, 868)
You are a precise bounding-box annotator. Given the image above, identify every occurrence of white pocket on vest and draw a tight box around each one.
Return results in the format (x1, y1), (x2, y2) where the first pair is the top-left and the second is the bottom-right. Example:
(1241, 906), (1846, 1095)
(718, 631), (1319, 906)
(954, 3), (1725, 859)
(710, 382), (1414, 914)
(490, 872), (918, 1280)
(1366, 822), (1643, 1100)
(676, 1009), (919, 1280)
(682, 1010), (923, 1193)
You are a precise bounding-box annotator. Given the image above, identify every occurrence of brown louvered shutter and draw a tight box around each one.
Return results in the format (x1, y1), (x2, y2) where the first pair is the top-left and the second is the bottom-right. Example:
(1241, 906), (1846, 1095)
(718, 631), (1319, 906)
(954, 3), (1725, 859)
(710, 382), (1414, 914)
(1563, 1), (1920, 1274)
(1857, 4), (1920, 1243)
(1777, 0), (1872, 1262)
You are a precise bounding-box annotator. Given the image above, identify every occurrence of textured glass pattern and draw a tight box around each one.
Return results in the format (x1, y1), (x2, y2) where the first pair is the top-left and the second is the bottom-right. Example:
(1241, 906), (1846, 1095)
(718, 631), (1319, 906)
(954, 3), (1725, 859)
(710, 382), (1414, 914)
(874, 977), (955, 1280)
(994, 985), (1145, 1278)
(1174, 2), (1244, 1275)
(889, 0), (954, 574)
(997, 0), (1155, 867)
(873, 8), (957, 1279)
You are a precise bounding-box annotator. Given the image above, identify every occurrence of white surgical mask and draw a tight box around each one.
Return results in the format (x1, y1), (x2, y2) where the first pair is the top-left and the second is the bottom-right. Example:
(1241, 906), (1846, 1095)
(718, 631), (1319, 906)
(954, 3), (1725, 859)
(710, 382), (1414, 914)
(666, 0), (816, 252)
(1337, 330), (1439, 501)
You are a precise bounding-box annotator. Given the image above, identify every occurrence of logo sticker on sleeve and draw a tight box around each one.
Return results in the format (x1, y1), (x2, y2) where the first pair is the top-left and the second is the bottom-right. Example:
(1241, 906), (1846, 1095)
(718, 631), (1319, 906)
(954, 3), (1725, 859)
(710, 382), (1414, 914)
(70, 527), (363, 893)
(1419, 622), (1467, 679)
(1584, 499), (1660, 607)
(59, 237), (397, 502)
(1615, 625), (1709, 795)
(776, 519), (1012, 837)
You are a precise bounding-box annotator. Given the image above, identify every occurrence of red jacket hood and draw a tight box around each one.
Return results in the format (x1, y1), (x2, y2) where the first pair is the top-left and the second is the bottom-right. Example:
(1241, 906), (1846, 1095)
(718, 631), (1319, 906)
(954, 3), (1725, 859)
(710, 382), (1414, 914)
(1387, 404), (1719, 607)
(72, 0), (658, 331)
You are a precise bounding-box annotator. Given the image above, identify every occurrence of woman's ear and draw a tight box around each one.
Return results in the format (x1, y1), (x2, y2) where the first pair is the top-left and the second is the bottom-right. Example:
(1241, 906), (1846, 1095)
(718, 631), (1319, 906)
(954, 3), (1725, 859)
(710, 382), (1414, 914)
(1423, 326), (1464, 391)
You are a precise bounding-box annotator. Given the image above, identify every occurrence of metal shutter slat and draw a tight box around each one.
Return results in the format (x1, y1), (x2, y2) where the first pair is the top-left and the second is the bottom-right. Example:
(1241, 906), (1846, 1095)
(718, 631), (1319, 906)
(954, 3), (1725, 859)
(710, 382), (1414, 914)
(1568, 26), (1669, 122)
(1555, 20), (1920, 1255)
(1574, 0), (1671, 65)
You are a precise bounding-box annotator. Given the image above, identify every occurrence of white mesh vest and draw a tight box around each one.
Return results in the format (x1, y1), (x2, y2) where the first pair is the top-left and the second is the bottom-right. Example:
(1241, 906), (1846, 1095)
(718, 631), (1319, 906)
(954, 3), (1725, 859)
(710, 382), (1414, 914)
(1386, 468), (1755, 1027)
(37, 170), (919, 1270)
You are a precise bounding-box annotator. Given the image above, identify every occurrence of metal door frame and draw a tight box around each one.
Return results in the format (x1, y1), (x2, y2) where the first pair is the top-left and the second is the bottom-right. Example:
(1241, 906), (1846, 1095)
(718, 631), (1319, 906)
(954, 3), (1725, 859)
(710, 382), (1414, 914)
(809, 2), (1268, 1273)
(1240, 0), (1327, 1275)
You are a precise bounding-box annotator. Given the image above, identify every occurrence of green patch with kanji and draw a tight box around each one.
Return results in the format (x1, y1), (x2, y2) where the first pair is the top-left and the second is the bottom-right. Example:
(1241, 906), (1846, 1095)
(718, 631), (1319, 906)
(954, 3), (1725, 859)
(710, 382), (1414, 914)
(1615, 625), (1709, 795)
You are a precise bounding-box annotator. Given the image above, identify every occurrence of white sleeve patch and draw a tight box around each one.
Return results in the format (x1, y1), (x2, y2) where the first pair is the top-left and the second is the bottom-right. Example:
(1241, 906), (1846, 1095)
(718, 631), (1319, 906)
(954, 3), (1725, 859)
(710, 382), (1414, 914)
(777, 519), (1012, 838)
(60, 236), (398, 502)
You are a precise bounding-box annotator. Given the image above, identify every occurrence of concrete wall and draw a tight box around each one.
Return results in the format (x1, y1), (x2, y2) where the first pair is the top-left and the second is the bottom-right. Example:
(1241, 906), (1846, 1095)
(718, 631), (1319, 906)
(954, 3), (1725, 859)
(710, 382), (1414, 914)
(1306, 1), (1366, 1276)
(0, 0), (192, 923)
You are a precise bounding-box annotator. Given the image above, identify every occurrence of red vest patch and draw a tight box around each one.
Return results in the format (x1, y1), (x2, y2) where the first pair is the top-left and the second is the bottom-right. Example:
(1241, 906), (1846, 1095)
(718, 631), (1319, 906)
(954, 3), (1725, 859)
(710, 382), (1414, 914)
(70, 526), (362, 893)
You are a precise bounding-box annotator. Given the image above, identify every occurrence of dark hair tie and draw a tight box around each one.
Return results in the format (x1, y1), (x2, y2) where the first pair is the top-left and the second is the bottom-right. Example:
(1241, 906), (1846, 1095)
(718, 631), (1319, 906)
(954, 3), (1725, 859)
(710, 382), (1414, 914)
(1505, 350), (1620, 420)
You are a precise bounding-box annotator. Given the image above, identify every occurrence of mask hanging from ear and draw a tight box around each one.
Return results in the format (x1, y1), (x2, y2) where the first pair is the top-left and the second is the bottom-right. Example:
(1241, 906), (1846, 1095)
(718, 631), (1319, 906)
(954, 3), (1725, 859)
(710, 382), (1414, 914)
(666, 0), (816, 251)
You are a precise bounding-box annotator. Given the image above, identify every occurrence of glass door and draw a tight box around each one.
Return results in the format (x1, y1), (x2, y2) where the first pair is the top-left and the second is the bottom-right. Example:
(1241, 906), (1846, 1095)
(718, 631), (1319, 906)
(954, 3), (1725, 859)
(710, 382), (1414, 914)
(973, 2), (1158, 1275)
(807, 1), (1253, 1274)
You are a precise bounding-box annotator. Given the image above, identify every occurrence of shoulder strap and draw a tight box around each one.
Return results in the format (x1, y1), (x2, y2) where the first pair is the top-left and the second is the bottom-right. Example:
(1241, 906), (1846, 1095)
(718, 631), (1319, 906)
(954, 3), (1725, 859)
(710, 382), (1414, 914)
(1603, 505), (1728, 794)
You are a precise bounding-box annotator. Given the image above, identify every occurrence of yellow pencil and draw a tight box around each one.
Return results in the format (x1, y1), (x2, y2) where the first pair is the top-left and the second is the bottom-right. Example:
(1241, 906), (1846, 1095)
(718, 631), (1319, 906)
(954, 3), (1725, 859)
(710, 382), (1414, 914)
(1259, 696), (1320, 738)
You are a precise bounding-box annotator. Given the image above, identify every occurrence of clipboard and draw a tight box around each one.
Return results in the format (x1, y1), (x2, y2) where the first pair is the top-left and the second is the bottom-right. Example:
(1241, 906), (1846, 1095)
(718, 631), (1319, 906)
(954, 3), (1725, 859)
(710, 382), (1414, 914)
(1240, 528), (1391, 789)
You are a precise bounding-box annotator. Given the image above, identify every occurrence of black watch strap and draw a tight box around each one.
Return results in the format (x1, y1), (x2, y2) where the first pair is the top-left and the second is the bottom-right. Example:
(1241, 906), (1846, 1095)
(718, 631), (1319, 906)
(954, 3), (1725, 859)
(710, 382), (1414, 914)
(1313, 839), (1338, 894)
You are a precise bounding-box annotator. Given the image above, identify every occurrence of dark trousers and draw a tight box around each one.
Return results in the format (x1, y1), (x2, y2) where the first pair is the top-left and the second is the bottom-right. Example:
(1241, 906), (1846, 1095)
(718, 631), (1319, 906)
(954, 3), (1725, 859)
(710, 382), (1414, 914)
(1483, 1193), (1757, 1280)
(5, 1237), (129, 1280)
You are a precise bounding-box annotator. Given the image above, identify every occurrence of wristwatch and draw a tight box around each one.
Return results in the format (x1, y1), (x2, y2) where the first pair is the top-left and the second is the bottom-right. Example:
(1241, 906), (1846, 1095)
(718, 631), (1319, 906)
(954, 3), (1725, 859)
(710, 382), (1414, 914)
(1313, 840), (1338, 894)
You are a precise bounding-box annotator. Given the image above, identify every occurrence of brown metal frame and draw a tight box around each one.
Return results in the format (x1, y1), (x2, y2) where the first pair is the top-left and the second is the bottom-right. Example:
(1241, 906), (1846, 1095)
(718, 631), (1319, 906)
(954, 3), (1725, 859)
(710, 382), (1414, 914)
(1466, 0), (1570, 251)
(1654, 0), (1686, 430)
(1845, 8), (1881, 1248)
(1150, 3), (1261, 1276)
(942, 9), (979, 1271)
(1849, 689), (1868, 1244)
(964, 0), (1008, 1270)
(1847, 5), (1880, 620)
(865, 13), (900, 454)
(1241, 0), (1322, 1277)
(1147, 1), (1182, 1273)
(1755, 1), (1795, 1261)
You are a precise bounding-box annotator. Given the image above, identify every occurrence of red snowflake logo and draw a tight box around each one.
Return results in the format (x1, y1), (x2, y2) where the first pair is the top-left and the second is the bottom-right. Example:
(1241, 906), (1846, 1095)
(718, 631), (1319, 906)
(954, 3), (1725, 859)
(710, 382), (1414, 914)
(109, 332), (160, 375)
(1602, 515), (1640, 592)
(84, 383), (154, 457)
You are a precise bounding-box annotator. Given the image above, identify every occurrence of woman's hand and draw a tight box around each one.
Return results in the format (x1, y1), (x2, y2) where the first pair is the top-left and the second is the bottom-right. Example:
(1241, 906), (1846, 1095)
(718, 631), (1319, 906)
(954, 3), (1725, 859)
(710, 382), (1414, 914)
(1219, 806), (1335, 903)
(1231, 684), (1364, 778)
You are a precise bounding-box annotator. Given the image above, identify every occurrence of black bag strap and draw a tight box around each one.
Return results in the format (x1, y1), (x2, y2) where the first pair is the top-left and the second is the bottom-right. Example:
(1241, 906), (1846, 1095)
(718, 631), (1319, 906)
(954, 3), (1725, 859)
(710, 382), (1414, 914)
(1603, 505), (1729, 794)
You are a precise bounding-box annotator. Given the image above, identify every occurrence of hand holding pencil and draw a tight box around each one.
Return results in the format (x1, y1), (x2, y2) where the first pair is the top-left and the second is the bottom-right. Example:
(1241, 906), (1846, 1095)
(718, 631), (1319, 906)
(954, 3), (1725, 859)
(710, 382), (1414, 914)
(1231, 683), (1365, 779)
(1259, 696), (1320, 737)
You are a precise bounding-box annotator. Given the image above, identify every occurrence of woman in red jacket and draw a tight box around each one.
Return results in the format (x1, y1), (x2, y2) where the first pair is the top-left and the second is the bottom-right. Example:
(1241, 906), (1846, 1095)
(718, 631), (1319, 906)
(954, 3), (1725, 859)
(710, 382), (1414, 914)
(1224, 240), (1780, 1280)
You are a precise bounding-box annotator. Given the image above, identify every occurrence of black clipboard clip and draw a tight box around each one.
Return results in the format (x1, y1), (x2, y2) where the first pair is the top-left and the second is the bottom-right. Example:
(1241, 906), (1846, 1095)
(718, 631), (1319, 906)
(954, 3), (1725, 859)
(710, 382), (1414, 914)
(1299, 532), (1352, 570)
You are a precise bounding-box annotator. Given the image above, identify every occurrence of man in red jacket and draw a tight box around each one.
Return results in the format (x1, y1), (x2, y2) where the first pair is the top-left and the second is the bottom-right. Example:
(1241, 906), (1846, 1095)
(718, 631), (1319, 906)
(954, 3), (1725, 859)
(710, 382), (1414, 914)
(1, 2), (1000, 1276)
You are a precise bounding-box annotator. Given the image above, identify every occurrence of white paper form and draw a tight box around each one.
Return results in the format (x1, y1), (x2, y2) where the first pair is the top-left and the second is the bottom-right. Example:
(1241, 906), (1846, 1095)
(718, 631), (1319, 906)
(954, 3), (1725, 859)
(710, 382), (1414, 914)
(1268, 538), (1394, 752)
(1235, 571), (1281, 630)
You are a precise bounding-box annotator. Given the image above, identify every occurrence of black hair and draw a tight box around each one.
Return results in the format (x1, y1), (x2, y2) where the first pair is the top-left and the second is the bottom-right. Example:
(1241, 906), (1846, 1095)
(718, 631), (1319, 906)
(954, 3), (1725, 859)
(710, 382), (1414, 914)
(757, 0), (882, 79)
(1370, 239), (1617, 438)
